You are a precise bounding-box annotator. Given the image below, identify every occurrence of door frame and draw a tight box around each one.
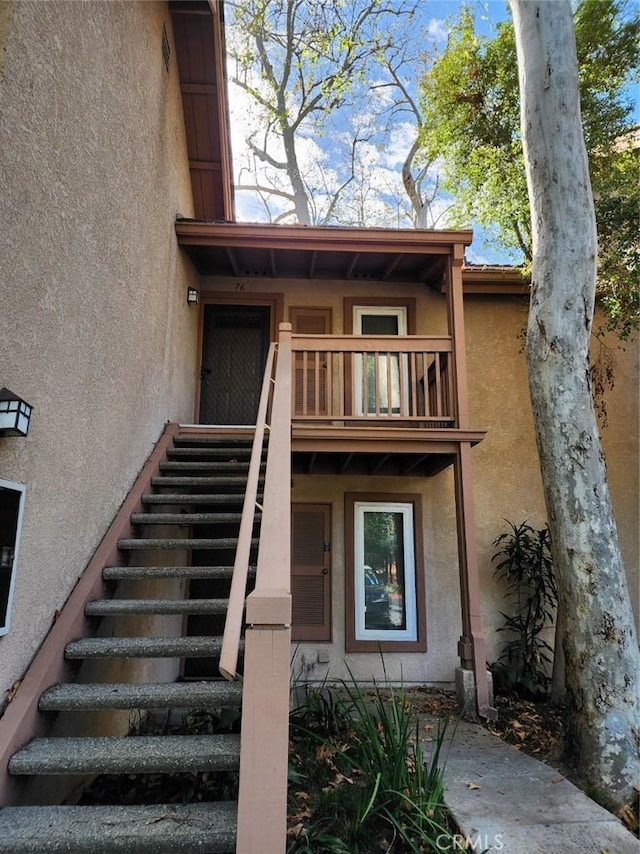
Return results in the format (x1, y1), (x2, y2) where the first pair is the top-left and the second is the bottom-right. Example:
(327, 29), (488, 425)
(345, 492), (426, 653)
(343, 297), (416, 417)
(193, 291), (284, 423)
(343, 297), (417, 335)
(352, 305), (409, 416)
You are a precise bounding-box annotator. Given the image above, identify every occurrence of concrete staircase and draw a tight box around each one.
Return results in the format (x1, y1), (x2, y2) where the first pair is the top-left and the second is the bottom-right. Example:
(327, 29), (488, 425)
(0, 433), (260, 853)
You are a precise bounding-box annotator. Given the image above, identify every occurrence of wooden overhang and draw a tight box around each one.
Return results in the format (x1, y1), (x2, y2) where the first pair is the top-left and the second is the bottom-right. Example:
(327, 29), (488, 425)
(175, 220), (528, 295)
(460, 265), (530, 295)
(170, 1), (234, 221)
(290, 429), (486, 478)
(175, 220), (473, 289)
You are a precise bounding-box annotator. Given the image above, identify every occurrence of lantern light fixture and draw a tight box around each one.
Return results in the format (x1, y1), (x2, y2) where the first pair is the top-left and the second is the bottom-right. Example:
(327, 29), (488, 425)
(187, 287), (200, 306)
(0, 388), (33, 437)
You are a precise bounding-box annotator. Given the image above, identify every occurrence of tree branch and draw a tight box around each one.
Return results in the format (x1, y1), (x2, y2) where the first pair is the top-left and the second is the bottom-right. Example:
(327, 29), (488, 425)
(235, 184), (297, 203)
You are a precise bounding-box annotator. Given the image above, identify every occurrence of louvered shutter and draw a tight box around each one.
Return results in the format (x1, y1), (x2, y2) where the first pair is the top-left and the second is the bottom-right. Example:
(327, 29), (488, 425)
(291, 504), (331, 641)
(291, 309), (331, 417)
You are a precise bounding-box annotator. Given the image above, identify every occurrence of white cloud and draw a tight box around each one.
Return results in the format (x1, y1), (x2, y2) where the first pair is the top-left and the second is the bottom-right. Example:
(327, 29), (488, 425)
(426, 17), (449, 44)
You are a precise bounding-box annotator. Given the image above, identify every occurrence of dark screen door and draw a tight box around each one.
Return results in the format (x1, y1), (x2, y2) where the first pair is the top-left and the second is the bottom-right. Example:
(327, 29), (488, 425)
(199, 304), (271, 425)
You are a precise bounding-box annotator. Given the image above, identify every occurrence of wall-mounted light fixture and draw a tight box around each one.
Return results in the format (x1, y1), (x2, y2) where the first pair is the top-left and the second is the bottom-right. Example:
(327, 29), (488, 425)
(187, 287), (200, 306)
(0, 388), (33, 437)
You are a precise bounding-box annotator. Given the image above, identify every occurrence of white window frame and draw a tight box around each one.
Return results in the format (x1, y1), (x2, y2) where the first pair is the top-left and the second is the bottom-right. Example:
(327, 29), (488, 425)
(0, 479), (26, 636)
(353, 500), (417, 642)
(353, 306), (409, 416)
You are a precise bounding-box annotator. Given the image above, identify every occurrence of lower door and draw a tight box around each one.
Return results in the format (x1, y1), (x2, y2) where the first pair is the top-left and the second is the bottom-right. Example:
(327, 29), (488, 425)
(291, 504), (332, 641)
(199, 304), (271, 425)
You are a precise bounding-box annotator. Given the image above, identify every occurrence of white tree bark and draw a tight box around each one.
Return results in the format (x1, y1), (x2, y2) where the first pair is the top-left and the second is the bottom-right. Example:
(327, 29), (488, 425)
(511, 0), (640, 807)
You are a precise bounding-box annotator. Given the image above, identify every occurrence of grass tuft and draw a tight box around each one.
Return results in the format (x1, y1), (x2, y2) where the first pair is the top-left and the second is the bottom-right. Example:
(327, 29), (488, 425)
(288, 671), (459, 853)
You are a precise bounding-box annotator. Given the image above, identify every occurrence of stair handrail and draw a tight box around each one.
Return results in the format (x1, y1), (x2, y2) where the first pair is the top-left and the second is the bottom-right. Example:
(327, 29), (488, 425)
(219, 341), (277, 681)
(235, 322), (292, 853)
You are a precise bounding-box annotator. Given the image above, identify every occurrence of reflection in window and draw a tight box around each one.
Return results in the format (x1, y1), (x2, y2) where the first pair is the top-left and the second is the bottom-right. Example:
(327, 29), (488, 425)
(355, 502), (417, 642)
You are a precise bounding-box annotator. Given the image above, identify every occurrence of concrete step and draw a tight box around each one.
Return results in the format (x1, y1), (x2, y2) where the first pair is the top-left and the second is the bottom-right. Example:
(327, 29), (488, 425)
(169, 446), (255, 458)
(151, 476), (260, 489)
(174, 435), (254, 446)
(64, 636), (227, 660)
(85, 599), (230, 617)
(130, 512), (247, 525)
(9, 734), (240, 775)
(141, 492), (248, 505)
(117, 537), (256, 551)
(103, 565), (249, 581)
(159, 461), (251, 473)
(0, 801), (237, 854)
(39, 680), (243, 712)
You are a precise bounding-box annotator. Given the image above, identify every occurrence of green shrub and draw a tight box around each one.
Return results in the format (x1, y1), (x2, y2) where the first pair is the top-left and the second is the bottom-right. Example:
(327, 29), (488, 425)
(288, 673), (458, 853)
(491, 520), (557, 698)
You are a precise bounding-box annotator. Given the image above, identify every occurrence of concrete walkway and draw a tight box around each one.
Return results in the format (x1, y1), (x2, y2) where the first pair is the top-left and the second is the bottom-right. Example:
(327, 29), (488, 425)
(440, 720), (638, 854)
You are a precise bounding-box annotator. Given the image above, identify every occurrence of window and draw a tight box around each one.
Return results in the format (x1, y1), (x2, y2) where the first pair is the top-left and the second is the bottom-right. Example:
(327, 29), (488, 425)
(345, 493), (426, 652)
(353, 306), (409, 416)
(0, 480), (26, 635)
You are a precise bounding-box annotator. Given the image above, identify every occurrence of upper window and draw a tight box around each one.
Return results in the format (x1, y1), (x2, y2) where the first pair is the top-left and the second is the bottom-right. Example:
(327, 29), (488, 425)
(346, 493), (426, 653)
(353, 306), (407, 336)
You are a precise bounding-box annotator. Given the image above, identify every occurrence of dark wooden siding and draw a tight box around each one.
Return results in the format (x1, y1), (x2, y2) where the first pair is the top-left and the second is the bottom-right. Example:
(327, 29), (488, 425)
(170, 1), (234, 221)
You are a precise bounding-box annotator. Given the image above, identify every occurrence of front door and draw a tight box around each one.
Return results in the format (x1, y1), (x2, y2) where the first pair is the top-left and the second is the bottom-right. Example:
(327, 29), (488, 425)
(199, 304), (271, 425)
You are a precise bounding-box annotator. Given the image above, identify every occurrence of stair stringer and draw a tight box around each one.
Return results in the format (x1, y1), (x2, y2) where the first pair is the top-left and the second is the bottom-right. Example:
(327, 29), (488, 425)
(0, 422), (180, 806)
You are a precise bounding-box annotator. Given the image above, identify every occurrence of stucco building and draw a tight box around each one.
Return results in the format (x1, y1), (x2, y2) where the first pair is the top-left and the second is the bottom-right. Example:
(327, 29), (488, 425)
(0, 1), (637, 850)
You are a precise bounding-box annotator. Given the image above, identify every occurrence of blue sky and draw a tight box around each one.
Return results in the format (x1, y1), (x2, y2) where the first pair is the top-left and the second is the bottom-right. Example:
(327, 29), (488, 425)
(226, 1), (639, 264)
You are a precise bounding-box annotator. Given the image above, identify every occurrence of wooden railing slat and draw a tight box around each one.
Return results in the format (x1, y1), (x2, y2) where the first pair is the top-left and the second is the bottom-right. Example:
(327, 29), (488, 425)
(290, 334), (455, 426)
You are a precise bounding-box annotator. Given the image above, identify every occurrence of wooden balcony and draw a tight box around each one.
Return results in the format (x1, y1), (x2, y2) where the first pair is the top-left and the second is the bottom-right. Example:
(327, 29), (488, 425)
(289, 334), (485, 476)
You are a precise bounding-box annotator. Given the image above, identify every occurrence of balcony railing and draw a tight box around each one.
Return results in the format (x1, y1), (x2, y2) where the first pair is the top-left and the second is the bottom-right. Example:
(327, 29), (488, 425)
(291, 334), (455, 427)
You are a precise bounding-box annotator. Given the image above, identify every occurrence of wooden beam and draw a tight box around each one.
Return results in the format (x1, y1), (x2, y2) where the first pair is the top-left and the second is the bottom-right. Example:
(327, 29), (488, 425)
(339, 453), (353, 473)
(345, 253), (360, 279)
(175, 221), (473, 254)
(419, 257), (444, 283)
(369, 454), (390, 475)
(403, 454), (428, 475)
(382, 253), (401, 280)
(225, 246), (240, 276)
(447, 244), (470, 430)
(308, 251), (317, 278)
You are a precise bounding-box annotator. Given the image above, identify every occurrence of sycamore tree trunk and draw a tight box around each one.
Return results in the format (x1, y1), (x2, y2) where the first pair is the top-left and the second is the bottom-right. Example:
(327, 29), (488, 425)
(511, 0), (640, 808)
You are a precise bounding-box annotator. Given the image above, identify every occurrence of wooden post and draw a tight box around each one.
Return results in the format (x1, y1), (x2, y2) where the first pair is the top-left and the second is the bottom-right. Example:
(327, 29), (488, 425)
(447, 246), (494, 718)
(236, 322), (292, 852)
(454, 443), (492, 717)
(236, 620), (291, 853)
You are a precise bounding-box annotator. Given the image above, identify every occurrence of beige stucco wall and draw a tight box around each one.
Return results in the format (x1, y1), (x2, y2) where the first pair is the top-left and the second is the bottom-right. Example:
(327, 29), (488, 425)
(0, 1), (200, 701)
(466, 296), (639, 658)
(199, 275), (638, 685)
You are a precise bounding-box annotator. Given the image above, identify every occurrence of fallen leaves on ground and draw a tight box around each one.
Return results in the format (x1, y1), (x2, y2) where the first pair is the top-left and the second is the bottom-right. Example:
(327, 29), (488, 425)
(485, 698), (565, 762)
